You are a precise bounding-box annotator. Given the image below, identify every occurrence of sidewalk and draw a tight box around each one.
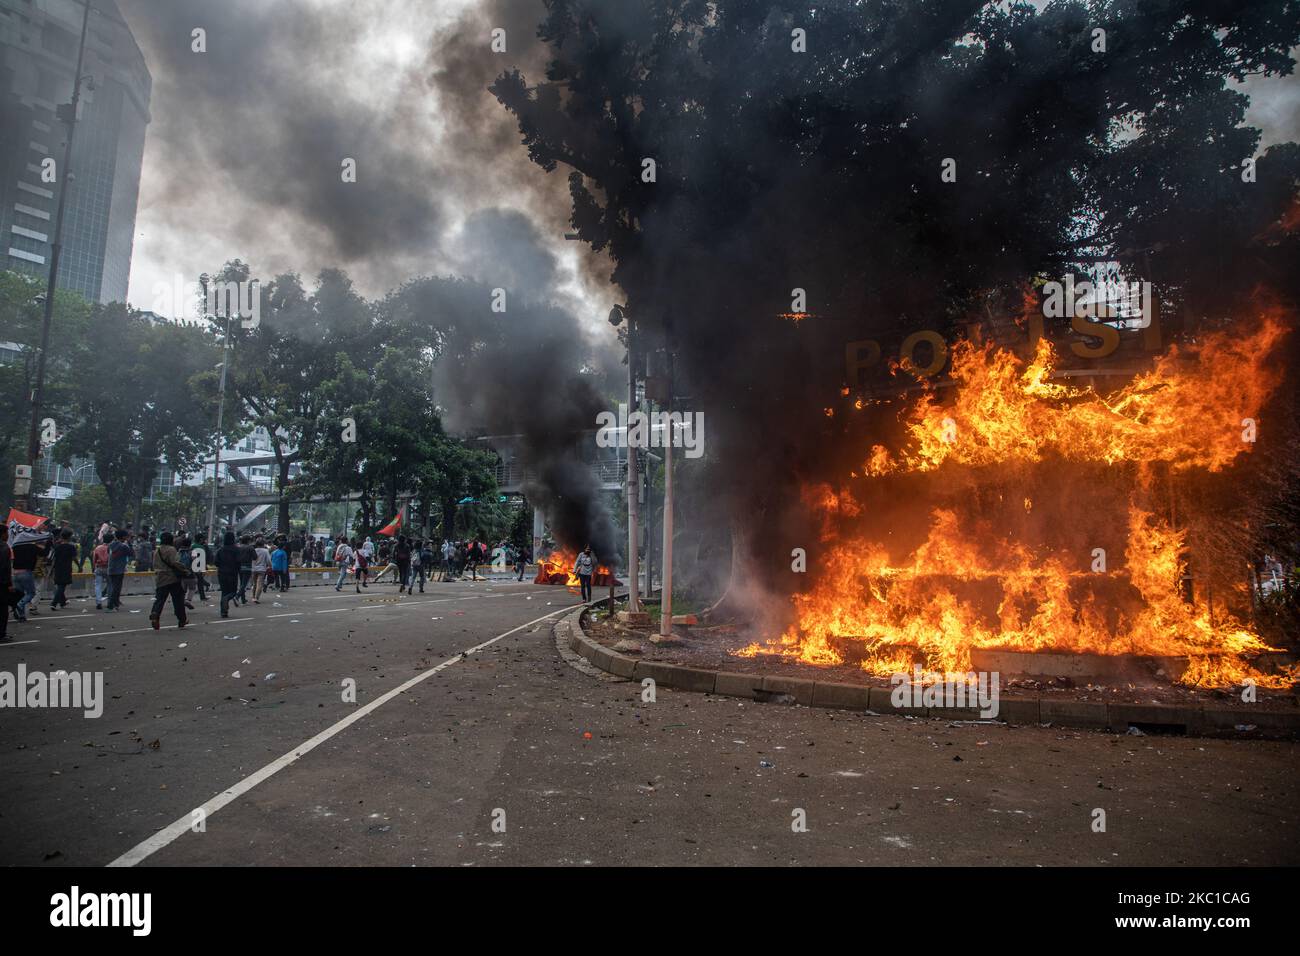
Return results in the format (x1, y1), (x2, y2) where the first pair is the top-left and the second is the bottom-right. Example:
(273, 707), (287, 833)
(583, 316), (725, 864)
(562, 603), (1300, 739)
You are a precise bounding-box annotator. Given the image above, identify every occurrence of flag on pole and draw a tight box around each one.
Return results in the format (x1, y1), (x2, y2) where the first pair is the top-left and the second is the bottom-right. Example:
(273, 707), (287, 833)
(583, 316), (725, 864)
(377, 504), (405, 537)
(7, 507), (47, 528)
(8, 507), (52, 546)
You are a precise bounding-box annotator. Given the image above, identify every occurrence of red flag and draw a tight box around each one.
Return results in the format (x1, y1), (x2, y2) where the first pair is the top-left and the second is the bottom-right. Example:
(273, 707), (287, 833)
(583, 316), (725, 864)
(7, 507), (48, 528)
(377, 505), (404, 537)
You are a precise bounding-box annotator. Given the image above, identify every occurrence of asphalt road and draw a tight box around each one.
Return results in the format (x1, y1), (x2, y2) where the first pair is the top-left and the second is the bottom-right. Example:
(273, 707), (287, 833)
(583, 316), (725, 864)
(1, 577), (1297, 866)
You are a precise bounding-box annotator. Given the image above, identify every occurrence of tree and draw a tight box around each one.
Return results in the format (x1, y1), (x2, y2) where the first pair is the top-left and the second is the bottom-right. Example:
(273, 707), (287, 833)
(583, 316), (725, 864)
(55, 305), (218, 523)
(0, 269), (93, 510)
(301, 347), (497, 537)
(492, 0), (1300, 574)
(217, 262), (377, 531)
(58, 484), (110, 530)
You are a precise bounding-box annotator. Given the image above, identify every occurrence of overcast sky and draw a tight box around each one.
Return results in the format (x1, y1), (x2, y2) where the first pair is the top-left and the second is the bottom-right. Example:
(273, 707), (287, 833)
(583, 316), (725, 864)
(117, 0), (611, 327)
(116, 1), (1297, 325)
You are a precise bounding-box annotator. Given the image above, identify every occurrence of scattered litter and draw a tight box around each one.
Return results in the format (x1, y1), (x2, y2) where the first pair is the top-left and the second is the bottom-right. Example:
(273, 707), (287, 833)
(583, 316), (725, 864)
(758, 760), (774, 769)
(1126, 726), (1146, 736)
(1235, 724), (1257, 732)
(582, 732), (592, 739)
(264, 673), (277, 681)
(833, 770), (864, 777)
(273, 602), (283, 607)
(976, 740), (989, 746)
(129, 610), (141, 614)
(241, 658), (251, 664)
(177, 643), (187, 648)
(232, 671), (241, 678)
(290, 619), (300, 623)
(223, 635), (239, 641)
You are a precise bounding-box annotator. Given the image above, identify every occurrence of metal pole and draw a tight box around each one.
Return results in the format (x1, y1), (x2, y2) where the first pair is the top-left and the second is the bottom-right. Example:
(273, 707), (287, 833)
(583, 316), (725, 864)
(626, 322), (640, 612)
(659, 352), (674, 637)
(206, 298), (232, 544)
(17, 0), (92, 512)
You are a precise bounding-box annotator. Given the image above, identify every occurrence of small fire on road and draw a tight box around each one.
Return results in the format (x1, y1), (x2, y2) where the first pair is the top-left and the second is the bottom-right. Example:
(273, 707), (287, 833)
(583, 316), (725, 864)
(535, 551), (622, 589)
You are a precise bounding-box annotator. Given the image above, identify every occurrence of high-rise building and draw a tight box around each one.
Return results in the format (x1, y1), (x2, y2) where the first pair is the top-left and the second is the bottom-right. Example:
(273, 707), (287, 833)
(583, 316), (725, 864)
(0, 0), (150, 304)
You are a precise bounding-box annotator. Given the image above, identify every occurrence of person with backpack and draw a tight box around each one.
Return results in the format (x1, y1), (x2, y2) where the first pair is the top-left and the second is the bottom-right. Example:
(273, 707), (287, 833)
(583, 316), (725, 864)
(177, 534), (200, 610)
(573, 546), (596, 603)
(414, 539), (433, 593)
(149, 531), (191, 630)
(465, 539), (480, 581)
(92, 531), (111, 610)
(333, 537), (354, 591)
(251, 536), (271, 602)
(515, 543), (531, 581)
(354, 538), (370, 590)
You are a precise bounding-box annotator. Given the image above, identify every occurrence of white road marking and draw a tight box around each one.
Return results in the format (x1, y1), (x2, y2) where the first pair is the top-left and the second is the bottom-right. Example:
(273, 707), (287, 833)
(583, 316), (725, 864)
(106, 604), (575, 868)
(63, 618), (253, 640)
(55, 593), (529, 640)
(0, 640), (39, 647)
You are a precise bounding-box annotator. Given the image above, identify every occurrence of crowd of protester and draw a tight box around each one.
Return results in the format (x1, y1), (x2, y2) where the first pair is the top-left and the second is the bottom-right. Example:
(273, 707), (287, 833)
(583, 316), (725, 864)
(2, 515), (537, 640)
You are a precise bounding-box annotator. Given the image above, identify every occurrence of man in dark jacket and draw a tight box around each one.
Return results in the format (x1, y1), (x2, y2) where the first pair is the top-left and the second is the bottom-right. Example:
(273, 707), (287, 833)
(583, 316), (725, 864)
(78, 525), (95, 572)
(49, 529), (77, 609)
(106, 529), (133, 610)
(236, 534), (255, 605)
(215, 531), (243, 618)
(149, 531), (190, 629)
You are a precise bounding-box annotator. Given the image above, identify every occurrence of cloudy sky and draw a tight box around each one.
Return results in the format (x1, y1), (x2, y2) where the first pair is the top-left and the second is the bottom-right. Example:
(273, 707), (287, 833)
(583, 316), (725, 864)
(117, 0), (611, 325)
(116, 0), (1297, 324)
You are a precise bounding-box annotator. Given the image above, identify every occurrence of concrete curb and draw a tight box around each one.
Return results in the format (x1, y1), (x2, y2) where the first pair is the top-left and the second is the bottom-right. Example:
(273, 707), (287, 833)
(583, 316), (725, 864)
(560, 606), (1300, 738)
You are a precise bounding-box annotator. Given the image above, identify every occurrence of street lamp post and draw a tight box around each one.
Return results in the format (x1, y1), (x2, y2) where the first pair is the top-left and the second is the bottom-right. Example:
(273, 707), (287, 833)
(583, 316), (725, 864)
(205, 275), (233, 544)
(16, 0), (93, 512)
(609, 305), (641, 613)
(659, 349), (675, 639)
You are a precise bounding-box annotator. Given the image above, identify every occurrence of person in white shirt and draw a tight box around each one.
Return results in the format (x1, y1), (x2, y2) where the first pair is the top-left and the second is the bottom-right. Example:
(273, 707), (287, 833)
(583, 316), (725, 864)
(573, 546), (596, 603)
(333, 539), (355, 592)
(251, 537), (272, 603)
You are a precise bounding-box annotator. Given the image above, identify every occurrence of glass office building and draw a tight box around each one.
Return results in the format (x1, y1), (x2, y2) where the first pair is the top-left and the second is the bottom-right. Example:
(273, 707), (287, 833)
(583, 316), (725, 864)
(0, 0), (150, 304)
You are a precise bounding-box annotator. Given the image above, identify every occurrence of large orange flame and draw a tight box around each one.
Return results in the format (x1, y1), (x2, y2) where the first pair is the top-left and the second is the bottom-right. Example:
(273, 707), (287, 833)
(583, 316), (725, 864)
(744, 313), (1295, 689)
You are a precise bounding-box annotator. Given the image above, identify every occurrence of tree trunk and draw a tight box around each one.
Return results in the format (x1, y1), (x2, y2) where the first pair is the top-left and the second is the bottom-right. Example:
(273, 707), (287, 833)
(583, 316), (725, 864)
(103, 480), (128, 525)
(276, 452), (291, 533)
(442, 498), (457, 541)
